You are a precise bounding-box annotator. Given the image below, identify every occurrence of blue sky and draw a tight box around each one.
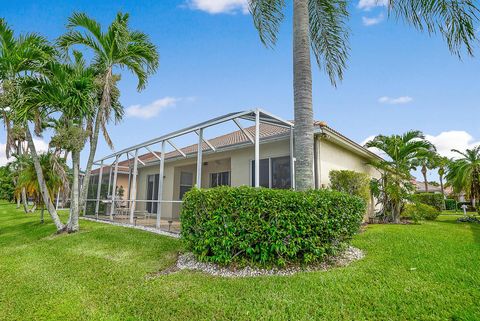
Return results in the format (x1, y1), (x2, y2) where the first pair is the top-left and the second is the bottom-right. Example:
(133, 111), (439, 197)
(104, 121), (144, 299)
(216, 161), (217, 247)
(1, 0), (479, 182)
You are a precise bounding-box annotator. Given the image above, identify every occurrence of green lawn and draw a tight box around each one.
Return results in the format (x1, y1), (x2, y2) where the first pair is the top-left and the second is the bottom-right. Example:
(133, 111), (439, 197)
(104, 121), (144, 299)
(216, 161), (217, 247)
(1, 203), (479, 320)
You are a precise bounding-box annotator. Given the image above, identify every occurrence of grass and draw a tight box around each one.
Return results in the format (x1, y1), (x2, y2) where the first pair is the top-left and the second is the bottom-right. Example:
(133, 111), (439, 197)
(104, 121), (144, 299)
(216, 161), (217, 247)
(1, 203), (479, 320)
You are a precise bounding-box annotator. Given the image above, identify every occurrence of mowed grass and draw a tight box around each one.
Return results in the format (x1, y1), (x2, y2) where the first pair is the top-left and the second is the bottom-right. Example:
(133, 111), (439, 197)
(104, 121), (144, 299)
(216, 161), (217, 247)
(0, 202), (479, 320)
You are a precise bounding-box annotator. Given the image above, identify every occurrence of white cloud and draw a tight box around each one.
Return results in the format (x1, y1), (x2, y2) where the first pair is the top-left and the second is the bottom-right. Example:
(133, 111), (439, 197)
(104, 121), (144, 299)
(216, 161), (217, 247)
(358, 0), (388, 11)
(426, 131), (480, 159)
(0, 137), (49, 166)
(186, 0), (249, 14)
(362, 13), (384, 26)
(125, 97), (180, 119)
(378, 96), (413, 105)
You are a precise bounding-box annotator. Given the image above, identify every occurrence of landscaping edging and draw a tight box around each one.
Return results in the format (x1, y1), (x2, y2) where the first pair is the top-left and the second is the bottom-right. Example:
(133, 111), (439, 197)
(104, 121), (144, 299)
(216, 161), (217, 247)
(174, 246), (364, 277)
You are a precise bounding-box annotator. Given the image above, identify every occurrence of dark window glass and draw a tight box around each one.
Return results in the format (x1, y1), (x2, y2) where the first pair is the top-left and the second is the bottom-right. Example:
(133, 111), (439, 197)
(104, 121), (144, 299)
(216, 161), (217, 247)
(271, 156), (291, 189)
(146, 174), (159, 213)
(210, 172), (231, 187)
(251, 159), (270, 187)
(179, 172), (193, 199)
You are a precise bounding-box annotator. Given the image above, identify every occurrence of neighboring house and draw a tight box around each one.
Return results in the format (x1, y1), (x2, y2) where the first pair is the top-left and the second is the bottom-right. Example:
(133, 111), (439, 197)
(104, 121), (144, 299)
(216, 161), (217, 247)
(413, 180), (453, 196)
(90, 109), (382, 227)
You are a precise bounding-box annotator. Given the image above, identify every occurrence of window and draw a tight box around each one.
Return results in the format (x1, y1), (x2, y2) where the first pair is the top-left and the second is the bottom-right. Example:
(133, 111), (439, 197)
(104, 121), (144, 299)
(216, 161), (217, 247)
(146, 174), (159, 213)
(179, 171), (193, 199)
(251, 156), (291, 189)
(271, 156), (291, 189)
(210, 172), (230, 187)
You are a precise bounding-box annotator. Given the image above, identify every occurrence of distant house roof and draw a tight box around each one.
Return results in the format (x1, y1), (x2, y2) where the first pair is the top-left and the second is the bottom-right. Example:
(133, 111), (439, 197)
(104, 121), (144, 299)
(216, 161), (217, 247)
(92, 121), (380, 174)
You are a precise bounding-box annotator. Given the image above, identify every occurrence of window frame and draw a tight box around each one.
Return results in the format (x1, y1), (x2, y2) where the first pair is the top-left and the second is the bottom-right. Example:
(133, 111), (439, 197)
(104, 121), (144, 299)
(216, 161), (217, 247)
(250, 155), (291, 189)
(209, 171), (231, 188)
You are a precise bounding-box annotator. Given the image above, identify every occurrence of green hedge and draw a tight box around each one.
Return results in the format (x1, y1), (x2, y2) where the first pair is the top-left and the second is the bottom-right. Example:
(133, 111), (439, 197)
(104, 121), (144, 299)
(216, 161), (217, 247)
(445, 199), (456, 211)
(402, 203), (440, 223)
(329, 170), (370, 205)
(180, 186), (366, 267)
(412, 193), (445, 211)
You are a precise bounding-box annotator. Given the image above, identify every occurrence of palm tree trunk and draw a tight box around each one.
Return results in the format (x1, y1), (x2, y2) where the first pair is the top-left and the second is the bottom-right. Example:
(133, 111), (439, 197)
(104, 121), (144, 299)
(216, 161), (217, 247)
(79, 110), (101, 215)
(67, 149), (80, 233)
(80, 68), (112, 214)
(439, 174), (445, 197)
(293, 0), (314, 191)
(25, 127), (65, 232)
(17, 142), (30, 213)
(21, 188), (29, 213)
(40, 204), (44, 223)
(422, 165), (428, 192)
(16, 194), (20, 209)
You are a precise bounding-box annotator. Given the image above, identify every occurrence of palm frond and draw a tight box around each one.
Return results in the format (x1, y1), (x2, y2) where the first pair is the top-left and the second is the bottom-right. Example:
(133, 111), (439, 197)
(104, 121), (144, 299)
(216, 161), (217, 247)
(388, 0), (480, 57)
(308, 0), (350, 87)
(248, 0), (286, 48)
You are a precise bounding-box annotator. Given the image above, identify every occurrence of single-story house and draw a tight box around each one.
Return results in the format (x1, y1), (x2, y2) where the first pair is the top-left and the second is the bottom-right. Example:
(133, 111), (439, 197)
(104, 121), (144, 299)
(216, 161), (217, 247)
(88, 109), (382, 231)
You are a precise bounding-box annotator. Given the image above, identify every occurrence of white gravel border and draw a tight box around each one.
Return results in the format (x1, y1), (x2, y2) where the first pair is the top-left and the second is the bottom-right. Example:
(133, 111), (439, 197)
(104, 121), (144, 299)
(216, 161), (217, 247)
(80, 217), (180, 238)
(174, 246), (364, 277)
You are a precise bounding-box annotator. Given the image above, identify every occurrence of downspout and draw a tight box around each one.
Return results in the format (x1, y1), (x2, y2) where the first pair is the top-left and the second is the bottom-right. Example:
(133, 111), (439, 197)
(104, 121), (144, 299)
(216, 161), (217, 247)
(314, 134), (319, 189)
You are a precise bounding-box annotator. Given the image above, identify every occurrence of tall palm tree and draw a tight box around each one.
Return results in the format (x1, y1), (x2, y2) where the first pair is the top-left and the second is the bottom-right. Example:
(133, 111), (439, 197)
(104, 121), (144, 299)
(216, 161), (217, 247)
(446, 146), (480, 207)
(57, 12), (159, 213)
(248, 0), (478, 190)
(26, 52), (96, 232)
(0, 19), (66, 231)
(434, 155), (450, 198)
(365, 130), (434, 222)
(0, 18), (55, 212)
(413, 149), (438, 192)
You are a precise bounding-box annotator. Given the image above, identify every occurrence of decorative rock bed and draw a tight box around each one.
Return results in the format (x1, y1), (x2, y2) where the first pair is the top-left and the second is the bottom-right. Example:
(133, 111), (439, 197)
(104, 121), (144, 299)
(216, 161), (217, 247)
(161, 246), (364, 278)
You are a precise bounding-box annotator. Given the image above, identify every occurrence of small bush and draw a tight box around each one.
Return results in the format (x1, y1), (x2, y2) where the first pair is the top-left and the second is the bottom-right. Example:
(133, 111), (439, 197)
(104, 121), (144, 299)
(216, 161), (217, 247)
(181, 186), (366, 267)
(444, 199), (456, 211)
(412, 193), (445, 211)
(402, 203), (440, 223)
(329, 170), (370, 205)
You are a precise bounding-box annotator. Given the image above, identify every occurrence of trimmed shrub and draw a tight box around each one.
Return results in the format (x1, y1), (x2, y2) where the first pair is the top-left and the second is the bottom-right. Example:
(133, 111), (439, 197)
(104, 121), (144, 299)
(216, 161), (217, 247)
(181, 186), (366, 267)
(329, 170), (370, 205)
(402, 203), (440, 223)
(444, 199), (456, 211)
(412, 193), (445, 211)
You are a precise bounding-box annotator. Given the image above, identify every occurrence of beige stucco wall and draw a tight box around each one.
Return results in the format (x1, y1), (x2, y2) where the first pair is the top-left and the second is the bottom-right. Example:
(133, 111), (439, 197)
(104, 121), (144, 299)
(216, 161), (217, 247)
(316, 137), (381, 188)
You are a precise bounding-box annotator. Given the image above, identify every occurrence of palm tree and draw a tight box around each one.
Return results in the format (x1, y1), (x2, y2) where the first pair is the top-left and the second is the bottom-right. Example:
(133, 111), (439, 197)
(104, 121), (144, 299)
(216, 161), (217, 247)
(446, 146), (480, 207)
(413, 149), (438, 192)
(365, 130), (435, 222)
(0, 19), (66, 231)
(248, 0), (478, 190)
(57, 12), (159, 214)
(16, 153), (66, 223)
(0, 18), (55, 212)
(25, 52), (96, 232)
(433, 154), (450, 198)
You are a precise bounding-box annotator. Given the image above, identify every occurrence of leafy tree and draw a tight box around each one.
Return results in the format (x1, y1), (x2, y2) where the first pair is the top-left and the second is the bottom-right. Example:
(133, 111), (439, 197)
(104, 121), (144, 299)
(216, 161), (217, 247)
(446, 146), (480, 207)
(0, 165), (15, 201)
(247, 0), (479, 190)
(58, 12), (159, 214)
(16, 153), (66, 223)
(365, 130), (435, 222)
